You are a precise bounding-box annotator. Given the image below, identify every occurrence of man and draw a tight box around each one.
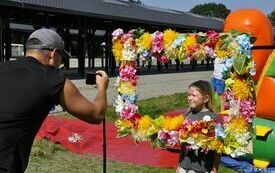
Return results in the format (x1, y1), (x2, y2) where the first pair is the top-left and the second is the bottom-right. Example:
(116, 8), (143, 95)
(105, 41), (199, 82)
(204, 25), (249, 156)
(0, 29), (109, 172)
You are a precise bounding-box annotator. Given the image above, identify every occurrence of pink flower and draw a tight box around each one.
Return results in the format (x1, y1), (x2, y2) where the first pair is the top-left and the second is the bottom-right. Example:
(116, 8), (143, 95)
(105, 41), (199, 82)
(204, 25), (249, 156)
(119, 65), (138, 86)
(158, 130), (179, 146)
(206, 30), (219, 47)
(119, 101), (139, 120)
(151, 31), (164, 54)
(204, 46), (216, 57)
(112, 28), (124, 41)
(167, 131), (179, 146)
(239, 99), (255, 123)
(158, 130), (170, 141)
(160, 55), (169, 64)
(221, 115), (231, 123)
(223, 90), (234, 110)
(121, 32), (134, 42)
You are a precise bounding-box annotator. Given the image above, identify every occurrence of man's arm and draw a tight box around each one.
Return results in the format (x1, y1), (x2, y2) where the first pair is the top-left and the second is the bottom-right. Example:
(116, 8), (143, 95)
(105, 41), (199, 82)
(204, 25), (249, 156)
(59, 70), (109, 124)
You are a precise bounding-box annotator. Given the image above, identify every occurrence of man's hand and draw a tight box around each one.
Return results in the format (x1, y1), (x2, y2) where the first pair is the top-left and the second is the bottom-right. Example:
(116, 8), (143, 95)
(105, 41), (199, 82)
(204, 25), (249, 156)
(95, 70), (109, 90)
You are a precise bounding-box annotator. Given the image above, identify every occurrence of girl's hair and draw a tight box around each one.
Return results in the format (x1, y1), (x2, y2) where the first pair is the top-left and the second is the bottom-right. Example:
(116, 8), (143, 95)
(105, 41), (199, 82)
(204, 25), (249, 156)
(189, 80), (215, 112)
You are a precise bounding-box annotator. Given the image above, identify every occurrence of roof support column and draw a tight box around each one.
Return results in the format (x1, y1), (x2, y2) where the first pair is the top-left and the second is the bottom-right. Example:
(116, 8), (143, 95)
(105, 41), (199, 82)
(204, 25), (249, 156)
(0, 10), (4, 62)
(108, 29), (115, 75)
(88, 27), (96, 69)
(77, 18), (87, 77)
(5, 19), (11, 61)
(64, 28), (70, 69)
(104, 30), (109, 73)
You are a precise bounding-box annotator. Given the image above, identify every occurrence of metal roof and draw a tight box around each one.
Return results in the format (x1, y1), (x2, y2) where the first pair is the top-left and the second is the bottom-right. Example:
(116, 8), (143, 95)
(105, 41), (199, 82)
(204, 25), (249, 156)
(0, 0), (224, 30)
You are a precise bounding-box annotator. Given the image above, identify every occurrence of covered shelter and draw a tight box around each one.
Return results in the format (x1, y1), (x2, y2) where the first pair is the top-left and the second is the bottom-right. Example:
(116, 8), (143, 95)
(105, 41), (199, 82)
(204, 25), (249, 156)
(0, 0), (224, 76)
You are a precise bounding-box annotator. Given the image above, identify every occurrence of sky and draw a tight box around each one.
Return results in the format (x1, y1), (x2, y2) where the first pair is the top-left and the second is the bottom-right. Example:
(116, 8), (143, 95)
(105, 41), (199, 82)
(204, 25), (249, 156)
(140, 0), (275, 15)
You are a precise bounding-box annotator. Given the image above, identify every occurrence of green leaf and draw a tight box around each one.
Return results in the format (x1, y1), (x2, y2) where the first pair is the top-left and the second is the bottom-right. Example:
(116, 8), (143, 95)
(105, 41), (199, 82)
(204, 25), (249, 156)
(233, 54), (248, 75)
(133, 28), (145, 39)
(196, 36), (207, 44)
(220, 42), (229, 50)
(230, 29), (241, 37)
(157, 139), (166, 149)
(219, 34), (229, 40)
(117, 129), (130, 137)
(151, 139), (157, 148)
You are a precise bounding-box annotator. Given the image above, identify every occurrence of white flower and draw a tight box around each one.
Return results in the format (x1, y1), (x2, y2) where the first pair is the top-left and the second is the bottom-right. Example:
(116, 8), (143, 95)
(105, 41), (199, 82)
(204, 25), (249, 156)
(113, 95), (124, 113)
(203, 115), (211, 122)
(122, 38), (137, 61)
(112, 28), (124, 41)
(114, 77), (121, 87)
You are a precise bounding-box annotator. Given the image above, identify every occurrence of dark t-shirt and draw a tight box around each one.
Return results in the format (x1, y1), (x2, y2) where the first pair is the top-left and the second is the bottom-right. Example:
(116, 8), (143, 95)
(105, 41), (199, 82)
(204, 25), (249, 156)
(0, 57), (66, 172)
(179, 110), (220, 173)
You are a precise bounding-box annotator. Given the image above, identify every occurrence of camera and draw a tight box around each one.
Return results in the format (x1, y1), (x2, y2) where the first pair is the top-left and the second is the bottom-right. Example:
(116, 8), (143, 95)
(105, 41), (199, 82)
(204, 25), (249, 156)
(86, 72), (101, 85)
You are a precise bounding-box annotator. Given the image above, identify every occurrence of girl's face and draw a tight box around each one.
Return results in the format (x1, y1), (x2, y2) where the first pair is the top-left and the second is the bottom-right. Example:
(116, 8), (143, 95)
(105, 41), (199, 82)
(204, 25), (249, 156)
(187, 86), (209, 110)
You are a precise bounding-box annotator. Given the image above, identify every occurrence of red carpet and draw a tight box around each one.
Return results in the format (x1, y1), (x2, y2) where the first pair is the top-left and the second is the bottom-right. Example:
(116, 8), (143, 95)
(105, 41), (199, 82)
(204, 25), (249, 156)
(36, 115), (180, 168)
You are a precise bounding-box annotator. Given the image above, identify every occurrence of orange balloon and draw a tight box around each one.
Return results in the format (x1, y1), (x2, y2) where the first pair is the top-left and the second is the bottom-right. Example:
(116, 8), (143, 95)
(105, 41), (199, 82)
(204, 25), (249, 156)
(223, 9), (274, 81)
(256, 76), (275, 120)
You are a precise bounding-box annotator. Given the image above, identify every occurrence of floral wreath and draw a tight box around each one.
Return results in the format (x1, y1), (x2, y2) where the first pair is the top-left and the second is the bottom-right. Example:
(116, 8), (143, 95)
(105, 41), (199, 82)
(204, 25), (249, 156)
(112, 28), (255, 157)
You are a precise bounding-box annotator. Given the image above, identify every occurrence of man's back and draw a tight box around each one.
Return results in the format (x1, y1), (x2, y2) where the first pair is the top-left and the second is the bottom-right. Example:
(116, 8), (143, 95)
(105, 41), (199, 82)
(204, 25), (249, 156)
(0, 57), (65, 172)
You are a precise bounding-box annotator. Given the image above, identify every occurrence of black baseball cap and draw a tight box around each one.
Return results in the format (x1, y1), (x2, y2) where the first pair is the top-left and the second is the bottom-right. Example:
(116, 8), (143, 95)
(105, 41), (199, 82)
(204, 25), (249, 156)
(26, 28), (71, 59)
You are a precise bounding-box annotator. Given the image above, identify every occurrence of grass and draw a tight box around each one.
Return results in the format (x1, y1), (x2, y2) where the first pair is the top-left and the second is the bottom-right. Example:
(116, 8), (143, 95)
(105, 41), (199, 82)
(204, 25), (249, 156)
(106, 93), (188, 121)
(26, 93), (236, 173)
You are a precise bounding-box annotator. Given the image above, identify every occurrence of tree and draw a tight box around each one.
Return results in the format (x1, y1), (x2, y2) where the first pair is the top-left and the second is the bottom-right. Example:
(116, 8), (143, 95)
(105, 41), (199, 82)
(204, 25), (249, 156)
(268, 10), (275, 25)
(128, 0), (143, 5)
(190, 3), (231, 19)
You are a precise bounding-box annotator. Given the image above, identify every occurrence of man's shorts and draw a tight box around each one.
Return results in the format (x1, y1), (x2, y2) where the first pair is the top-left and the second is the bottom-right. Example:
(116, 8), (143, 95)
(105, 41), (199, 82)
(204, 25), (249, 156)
(211, 77), (225, 95)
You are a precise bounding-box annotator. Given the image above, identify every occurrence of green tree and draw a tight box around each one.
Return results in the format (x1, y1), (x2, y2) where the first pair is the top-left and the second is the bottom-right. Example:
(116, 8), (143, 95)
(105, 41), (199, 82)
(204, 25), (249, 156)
(190, 3), (231, 19)
(128, 0), (143, 4)
(268, 10), (275, 25)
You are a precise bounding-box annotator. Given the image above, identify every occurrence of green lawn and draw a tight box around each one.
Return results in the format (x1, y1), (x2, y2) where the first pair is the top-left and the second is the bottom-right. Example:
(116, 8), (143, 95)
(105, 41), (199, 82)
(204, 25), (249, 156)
(26, 93), (236, 173)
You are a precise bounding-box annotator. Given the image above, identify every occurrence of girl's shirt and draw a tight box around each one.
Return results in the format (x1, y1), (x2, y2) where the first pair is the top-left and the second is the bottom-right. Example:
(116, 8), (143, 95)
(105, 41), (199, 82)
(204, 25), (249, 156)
(179, 111), (220, 173)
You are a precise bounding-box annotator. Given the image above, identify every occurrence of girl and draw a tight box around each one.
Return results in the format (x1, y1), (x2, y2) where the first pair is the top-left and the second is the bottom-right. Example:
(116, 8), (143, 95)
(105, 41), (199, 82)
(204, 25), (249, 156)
(177, 80), (221, 173)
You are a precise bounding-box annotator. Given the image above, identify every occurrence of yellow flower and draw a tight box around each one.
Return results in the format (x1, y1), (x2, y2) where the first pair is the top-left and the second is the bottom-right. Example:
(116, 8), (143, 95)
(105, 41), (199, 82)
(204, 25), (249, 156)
(215, 41), (229, 58)
(225, 78), (235, 88)
(177, 46), (188, 62)
(225, 116), (247, 134)
(193, 44), (206, 60)
(209, 139), (224, 153)
(162, 115), (184, 131)
(115, 119), (134, 137)
(112, 40), (124, 62)
(231, 79), (250, 100)
(137, 32), (152, 51)
(116, 119), (134, 129)
(183, 35), (197, 55)
(147, 115), (165, 136)
(117, 81), (136, 95)
(137, 115), (152, 133)
(163, 29), (179, 49)
(183, 35), (197, 48)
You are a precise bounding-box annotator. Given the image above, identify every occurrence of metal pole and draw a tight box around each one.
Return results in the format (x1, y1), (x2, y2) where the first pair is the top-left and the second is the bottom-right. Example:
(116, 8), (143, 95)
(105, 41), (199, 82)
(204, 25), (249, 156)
(252, 45), (275, 50)
(103, 117), (107, 173)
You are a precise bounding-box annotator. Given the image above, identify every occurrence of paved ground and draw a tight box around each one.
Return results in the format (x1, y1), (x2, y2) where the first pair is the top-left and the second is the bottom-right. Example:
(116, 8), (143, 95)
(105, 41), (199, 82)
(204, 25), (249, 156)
(53, 60), (213, 112)
(71, 70), (213, 105)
